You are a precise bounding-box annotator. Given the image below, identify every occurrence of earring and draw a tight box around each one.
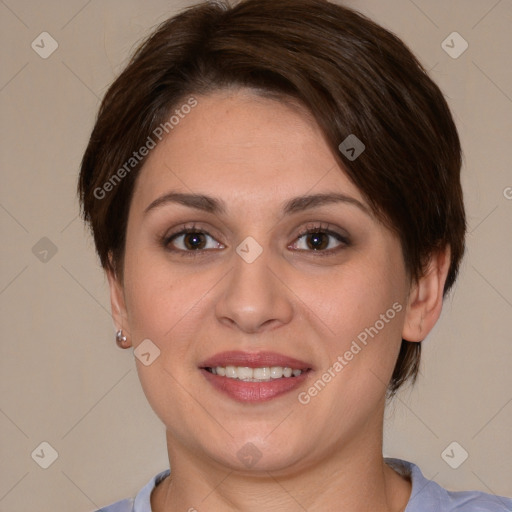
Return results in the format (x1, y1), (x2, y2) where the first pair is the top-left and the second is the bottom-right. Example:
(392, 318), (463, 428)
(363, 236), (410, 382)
(116, 329), (130, 349)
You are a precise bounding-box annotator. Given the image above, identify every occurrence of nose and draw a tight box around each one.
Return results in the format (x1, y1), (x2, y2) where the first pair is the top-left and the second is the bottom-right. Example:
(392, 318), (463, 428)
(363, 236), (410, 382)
(214, 241), (294, 334)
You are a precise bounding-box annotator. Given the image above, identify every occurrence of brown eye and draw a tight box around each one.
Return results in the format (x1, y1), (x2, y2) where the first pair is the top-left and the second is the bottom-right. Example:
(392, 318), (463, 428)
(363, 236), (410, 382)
(304, 231), (330, 250)
(162, 227), (224, 256)
(290, 224), (350, 256)
(181, 232), (207, 250)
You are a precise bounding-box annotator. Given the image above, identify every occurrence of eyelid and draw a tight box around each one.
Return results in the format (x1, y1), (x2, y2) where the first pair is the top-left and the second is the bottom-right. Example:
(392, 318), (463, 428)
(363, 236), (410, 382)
(294, 222), (350, 244)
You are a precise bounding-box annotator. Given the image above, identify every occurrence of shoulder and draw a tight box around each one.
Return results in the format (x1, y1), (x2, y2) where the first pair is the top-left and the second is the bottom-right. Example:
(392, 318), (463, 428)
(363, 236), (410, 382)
(92, 469), (171, 512)
(93, 498), (134, 512)
(385, 458), (512, 512)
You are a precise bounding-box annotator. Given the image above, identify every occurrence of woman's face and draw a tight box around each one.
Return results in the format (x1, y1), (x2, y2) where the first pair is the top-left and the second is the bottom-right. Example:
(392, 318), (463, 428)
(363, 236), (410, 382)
(110, 89), (412, 473)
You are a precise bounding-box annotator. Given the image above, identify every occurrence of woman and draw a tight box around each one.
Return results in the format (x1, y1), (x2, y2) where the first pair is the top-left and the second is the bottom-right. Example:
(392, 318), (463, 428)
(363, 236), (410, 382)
(78, 0), (512, 510)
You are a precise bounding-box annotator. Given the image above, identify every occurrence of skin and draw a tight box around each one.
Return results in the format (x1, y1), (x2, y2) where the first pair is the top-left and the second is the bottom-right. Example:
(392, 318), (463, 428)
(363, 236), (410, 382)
(107, 88), (450, 511)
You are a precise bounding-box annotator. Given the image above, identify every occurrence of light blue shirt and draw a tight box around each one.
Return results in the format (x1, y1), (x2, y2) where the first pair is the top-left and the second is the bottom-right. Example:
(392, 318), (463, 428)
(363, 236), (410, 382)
(94, 458), (512, 511)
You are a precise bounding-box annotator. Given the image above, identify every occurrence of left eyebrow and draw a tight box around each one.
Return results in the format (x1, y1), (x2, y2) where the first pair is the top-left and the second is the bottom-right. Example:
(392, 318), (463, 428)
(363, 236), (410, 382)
(282, 192), (370, 216)
(143, 191), (370, 217)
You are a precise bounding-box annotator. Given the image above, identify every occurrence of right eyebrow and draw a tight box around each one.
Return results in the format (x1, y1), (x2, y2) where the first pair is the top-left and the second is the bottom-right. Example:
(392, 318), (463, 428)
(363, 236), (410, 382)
(144, 192), (226, 216)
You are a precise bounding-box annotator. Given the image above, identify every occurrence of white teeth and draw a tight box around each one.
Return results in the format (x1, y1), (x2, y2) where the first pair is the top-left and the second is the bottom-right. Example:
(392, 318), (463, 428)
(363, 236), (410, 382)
(270, 366), (283, 378)
(208, 366), (304, 381)
(225, 366), (237, 378)
(253, 367), (270, 379)
(236, 366), (253, 380)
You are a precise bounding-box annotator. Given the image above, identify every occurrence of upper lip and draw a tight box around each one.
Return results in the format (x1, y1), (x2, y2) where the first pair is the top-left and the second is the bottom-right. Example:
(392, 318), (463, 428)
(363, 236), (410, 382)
(199, 351), (313, 370)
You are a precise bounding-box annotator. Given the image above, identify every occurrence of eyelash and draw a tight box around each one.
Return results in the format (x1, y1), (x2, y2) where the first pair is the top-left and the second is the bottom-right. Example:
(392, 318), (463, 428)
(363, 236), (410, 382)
(161, 222), (350, 258)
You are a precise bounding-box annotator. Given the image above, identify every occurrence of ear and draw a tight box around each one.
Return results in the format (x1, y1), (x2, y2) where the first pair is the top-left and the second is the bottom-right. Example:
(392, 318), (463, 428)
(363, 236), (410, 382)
(402, 245), (451, 342)
(106, 260), (130, 345)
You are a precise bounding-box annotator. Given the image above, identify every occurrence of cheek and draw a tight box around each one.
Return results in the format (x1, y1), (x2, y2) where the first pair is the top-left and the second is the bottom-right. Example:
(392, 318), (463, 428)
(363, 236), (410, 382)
(122, 247), (193, 338)
(120, 253), (209, 428)
(303, 253), (407, 395)
(121, 249), (224, 373)
(310, 260), (404, 340)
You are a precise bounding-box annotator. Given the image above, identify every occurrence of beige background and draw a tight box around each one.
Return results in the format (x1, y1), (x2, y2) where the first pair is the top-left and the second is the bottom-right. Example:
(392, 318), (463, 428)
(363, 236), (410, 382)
(1, 0), (511, 510)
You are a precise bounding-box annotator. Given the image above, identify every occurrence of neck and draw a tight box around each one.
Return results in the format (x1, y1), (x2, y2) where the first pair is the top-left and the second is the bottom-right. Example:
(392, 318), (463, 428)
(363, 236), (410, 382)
(152, 422), (411, 512)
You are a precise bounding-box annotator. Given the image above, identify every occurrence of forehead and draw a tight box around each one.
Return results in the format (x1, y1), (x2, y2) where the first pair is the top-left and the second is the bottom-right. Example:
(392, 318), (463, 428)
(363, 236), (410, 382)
(131, 89), (365, 213)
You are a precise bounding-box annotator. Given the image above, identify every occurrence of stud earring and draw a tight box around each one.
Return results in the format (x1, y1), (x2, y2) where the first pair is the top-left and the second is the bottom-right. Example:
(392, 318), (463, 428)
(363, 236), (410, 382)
(116, 329), (130, 349)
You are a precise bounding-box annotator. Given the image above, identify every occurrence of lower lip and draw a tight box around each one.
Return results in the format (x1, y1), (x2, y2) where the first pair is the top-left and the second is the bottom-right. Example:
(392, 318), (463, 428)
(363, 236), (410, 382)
(200, 368), (310, 403)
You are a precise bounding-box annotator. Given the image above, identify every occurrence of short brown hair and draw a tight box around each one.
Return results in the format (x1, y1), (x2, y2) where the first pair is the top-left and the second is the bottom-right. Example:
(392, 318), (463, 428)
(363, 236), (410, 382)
(78, 0), (466, 395)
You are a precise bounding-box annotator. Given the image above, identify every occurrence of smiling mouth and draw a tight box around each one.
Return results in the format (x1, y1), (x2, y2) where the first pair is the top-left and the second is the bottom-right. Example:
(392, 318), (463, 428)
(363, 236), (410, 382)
(198, 350), (314, 402)
(202, 365), (311, 382)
